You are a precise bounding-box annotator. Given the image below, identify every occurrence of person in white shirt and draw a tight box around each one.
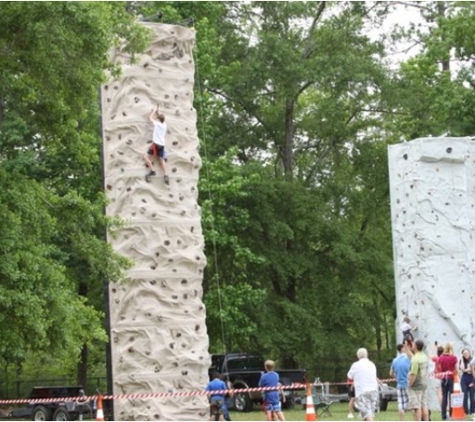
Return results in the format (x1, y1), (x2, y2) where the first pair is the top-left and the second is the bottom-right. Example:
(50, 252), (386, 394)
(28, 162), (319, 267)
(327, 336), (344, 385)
(143, 106), (169, 183)
(347, 348), (379, 421)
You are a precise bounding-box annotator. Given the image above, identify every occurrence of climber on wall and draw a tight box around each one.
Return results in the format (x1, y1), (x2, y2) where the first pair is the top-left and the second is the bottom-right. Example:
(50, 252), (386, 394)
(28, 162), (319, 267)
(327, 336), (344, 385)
(401, 315), (418, 348)
(143, 105), (169, 183)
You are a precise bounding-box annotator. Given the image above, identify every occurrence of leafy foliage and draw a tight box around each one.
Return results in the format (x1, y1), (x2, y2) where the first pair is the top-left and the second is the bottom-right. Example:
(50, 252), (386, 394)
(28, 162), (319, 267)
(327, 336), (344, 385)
(0, 1), (143, 386)
(194, 2), (396, 371)
(3, 0), (475, 390)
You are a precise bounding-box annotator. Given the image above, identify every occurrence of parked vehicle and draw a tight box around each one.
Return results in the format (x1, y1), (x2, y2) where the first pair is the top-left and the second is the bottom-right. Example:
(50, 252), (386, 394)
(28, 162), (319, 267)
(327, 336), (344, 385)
(209, 353), (306, 412)
(3, 386), (95, 421)
(379, 383), (398, 411)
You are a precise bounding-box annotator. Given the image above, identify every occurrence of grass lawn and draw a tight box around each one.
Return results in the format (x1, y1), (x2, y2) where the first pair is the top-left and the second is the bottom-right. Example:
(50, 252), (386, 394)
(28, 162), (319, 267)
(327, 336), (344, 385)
(229, 401), (448, 421)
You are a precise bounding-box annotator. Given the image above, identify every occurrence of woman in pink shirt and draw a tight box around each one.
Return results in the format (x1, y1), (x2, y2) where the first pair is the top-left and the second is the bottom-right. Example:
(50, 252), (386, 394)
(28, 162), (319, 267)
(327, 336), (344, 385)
(437, 343), (458, 420)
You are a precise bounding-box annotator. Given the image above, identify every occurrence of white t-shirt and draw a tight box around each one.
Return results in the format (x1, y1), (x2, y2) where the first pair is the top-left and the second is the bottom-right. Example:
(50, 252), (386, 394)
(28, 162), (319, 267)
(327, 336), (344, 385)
(400, 322), (412, 332)
(152, 120), (167, 146)
(347, 358), (378, 397)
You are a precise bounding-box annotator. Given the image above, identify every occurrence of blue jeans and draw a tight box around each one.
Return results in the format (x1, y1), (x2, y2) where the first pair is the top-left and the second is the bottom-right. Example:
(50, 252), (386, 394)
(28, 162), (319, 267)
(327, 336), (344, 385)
(441, 378), (454, 420)
(461, 375), (475, 414)
(223, 398), (232, 421)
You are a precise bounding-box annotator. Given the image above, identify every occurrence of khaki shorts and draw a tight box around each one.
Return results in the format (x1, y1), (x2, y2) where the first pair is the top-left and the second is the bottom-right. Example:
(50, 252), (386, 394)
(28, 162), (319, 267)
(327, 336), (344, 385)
(407, 388), (427, 410)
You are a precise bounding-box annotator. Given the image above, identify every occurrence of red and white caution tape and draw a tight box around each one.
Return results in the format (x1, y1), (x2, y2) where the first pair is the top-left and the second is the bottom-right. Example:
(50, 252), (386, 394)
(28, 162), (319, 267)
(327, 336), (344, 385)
(0, 383), (307, 405)
(0, 371), (455, 406)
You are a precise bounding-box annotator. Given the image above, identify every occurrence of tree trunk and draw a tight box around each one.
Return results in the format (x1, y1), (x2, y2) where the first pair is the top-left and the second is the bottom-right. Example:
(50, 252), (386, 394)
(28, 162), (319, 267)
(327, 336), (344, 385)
(437, 2), (450, 73)
(283, 100), (294, 177)
(373, 295), (382, 354)
(77, 344), (88, 388)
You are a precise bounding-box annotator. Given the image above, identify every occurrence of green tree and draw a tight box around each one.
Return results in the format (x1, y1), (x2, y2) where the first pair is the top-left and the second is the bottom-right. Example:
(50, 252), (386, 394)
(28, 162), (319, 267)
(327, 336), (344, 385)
(195, 1), (397, 371)
(0, 1), (146, 388)
(385, 1), (475, 139)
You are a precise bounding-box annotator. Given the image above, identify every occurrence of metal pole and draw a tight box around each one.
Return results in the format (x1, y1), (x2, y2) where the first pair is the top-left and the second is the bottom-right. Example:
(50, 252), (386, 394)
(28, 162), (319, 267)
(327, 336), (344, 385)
(98, 85), (114, 421)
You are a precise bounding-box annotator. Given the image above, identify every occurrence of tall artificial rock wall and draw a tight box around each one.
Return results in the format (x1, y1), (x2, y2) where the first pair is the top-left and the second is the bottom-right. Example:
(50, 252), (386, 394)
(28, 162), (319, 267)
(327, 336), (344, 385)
(388, 137), (475, 354)
(101, 23), (210, 421)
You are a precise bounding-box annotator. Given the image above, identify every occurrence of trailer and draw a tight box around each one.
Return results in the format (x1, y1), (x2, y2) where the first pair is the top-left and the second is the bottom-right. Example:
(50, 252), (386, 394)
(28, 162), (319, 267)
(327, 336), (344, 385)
(2, 386), (96, 421)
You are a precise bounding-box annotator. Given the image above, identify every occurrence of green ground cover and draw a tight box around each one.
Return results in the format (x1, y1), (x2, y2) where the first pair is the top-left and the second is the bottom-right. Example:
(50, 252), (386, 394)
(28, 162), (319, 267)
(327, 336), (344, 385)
(229, 401), (447, 421)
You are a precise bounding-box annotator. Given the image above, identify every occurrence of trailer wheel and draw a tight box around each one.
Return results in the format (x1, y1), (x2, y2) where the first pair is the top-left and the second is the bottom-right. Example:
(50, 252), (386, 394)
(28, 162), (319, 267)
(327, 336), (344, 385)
(32, 405), (52, 421)
(53, 407), (72, 421)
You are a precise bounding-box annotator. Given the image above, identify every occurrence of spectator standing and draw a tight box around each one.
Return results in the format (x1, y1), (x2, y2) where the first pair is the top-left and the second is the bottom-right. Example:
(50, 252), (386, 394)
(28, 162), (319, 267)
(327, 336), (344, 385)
(390, 343), (411, 420)
(259, 360), (285, 421)
(459, 348), (474, 415)
(347, 348), (379, 421)
(346, 378), (356, 419)
(430, 342), (444, 407)
(205, 372), (227, 421)
(405, 339), (429, 421)
(438, 342), (458, 420)
(470, 353), (475, 416)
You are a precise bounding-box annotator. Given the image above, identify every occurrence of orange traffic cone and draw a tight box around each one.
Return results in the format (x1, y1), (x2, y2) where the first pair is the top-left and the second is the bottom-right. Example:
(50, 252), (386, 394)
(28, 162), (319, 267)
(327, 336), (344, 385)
(96, 395), (105, 421)
(305, 383), (317, 421)
(450, 372), (466, 421)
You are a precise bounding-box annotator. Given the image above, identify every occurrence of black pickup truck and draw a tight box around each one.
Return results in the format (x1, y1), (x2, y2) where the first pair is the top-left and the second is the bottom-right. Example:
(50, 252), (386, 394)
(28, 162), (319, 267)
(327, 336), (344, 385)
(210, 353), (306, 412)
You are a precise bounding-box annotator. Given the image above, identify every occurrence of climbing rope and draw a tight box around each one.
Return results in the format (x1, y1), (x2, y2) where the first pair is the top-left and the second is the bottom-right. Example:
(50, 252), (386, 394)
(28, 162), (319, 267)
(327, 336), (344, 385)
(193, 43), (227, 352)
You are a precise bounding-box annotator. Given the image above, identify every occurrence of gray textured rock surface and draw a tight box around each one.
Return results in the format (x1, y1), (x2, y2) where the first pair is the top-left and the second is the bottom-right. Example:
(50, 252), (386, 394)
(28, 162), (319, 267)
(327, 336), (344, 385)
(389, 137), (475, 350)
(101, 23), (210, 421)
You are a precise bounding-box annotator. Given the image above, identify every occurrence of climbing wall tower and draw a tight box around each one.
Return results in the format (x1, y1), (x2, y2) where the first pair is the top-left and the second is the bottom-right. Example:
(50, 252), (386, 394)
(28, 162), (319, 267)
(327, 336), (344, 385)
(101, 23), (209, 421)
(388, 137), (475, 351)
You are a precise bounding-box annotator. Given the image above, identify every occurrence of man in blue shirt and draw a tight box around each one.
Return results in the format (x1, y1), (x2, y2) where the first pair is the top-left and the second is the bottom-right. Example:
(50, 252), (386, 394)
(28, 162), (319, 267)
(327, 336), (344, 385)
(390, 344), (411, 420)
(259, 360), (285, 421)
(205, 372), (227, 421)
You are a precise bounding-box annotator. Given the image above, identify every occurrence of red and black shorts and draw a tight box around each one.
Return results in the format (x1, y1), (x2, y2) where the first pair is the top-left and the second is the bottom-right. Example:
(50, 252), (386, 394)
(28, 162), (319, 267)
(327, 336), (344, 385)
(147, 143), (165, 158)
